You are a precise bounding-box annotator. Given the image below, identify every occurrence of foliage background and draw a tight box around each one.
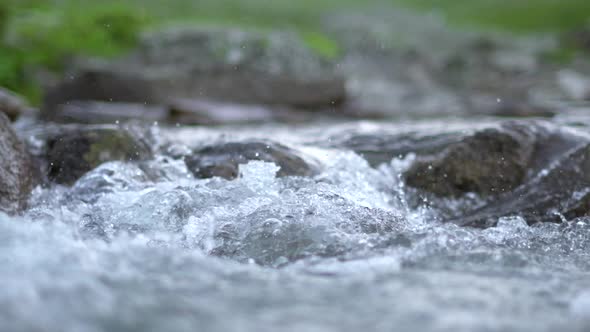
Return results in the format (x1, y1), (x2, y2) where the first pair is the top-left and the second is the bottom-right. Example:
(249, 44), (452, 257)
(1, 0), (589, 102)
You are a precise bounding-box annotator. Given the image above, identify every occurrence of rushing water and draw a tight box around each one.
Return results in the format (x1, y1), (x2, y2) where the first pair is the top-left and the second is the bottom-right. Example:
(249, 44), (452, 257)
(2, 120), (590, 332)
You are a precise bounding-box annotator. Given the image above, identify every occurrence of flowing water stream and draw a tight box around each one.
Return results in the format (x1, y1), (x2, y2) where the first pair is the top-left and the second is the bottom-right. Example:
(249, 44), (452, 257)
(2, 119), (590, 332)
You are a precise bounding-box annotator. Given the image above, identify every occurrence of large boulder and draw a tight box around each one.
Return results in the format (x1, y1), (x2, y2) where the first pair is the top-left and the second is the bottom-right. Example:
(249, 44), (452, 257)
(398, 121), (590, 227)
(0, 113), (36, 213)
(40, 125), (153, 185)
(43, 27), (346, 122)
(184, 140), (317, 180)
(132, 27), (345, 107)
(403, 122), (581, 198)
(453, 143), (590, 227)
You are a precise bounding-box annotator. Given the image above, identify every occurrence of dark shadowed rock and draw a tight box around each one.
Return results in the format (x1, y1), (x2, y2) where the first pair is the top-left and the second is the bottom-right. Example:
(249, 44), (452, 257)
(453, 143), (590, 228)
(0, 113), (36, 213)
(404, 122), (582, 198)
(43, 125), (153, 185)
(42, 65), (164, 119)
(184, 140), (316, 180)
(0, 87), (31, 120)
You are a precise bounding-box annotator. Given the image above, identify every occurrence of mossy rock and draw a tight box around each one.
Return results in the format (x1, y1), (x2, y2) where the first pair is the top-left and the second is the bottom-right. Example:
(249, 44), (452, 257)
(45, 126), (153, 185)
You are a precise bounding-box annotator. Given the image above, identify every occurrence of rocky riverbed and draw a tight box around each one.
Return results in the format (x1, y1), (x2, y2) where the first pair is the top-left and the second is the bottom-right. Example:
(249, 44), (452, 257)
(2, 8), (590, 332)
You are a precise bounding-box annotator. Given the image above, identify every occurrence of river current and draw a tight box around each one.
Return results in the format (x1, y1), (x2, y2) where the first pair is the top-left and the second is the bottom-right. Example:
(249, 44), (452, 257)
(2, 120), (590, 332)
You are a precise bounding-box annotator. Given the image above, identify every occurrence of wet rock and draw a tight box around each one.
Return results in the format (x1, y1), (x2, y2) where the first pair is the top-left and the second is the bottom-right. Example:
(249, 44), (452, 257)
(327, 131), (464, 167)
(0, 87), (31, 120)
(134, 27), (345, 107)
(184, 140), (316, 180)
(404, 121), (582, 198)
(454, 143), (590, 227)
(43, 125), (153, 185)
(43, 65), (164, 119)
(43, 27), (346, 122)
(0, 113), (36, 213)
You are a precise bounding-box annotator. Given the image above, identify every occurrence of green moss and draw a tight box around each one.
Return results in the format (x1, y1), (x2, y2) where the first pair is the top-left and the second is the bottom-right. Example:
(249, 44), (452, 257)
(0, 3), (147, 102)
(300, 31), (341, 59)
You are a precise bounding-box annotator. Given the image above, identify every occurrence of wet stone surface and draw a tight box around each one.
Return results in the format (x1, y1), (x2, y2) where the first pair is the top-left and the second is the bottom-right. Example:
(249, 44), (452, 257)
(39, 125), (154, 185)
(184, 140), (317, 180)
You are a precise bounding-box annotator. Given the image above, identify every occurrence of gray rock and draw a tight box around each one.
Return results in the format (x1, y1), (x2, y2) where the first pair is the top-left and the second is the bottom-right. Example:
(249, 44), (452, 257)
(43, 66), (164, 118)
(453, 143), (590, 227)
(385, 121), (590, 227)
(43, 27), (346, 122)
(41, 125), (153, 185)
(133, 27), (345, 107)
(403, 122), (581, 198)
(0, 113), (36, 213)
(184, 140), (316, 180)
(0, 87), (31, 120)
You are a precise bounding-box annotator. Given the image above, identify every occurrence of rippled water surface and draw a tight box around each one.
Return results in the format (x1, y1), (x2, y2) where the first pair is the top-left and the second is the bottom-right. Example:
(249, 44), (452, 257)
(3, 121), (590, 332)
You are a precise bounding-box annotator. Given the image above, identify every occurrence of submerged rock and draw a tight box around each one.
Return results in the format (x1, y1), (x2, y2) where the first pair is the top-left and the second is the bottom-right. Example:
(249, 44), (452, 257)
(43, 125), (153, 185)
(0, 113), (36, 212)
(184, 140), (316, 180)
(0, 87), (31, 120)
(43, 27), (346, 123)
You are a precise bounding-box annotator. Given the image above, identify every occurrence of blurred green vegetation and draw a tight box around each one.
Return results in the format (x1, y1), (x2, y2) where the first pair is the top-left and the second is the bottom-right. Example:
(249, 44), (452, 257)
(400, 0), (590, 33)
(1, 0), (589, 102)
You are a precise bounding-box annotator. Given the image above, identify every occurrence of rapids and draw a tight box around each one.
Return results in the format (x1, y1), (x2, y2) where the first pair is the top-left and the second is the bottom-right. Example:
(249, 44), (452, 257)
(1, 120), (590, 332)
